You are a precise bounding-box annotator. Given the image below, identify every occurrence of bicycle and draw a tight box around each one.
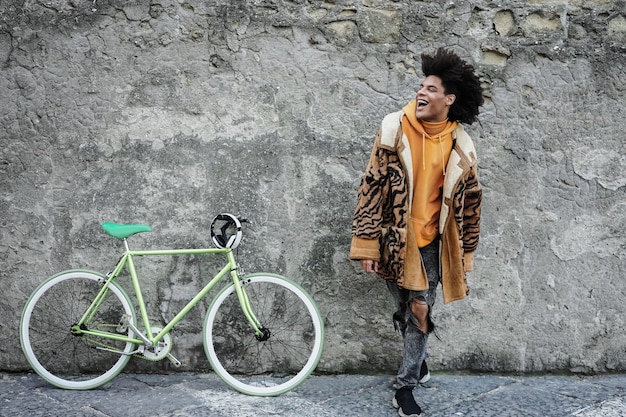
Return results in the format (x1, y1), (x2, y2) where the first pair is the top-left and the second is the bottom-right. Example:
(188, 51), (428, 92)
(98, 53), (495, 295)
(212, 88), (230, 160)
(19, 213), (325, 396)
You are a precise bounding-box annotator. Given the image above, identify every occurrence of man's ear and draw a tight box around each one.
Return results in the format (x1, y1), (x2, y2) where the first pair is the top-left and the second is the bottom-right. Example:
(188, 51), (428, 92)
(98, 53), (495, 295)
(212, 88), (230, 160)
(445, 94), (456, 106)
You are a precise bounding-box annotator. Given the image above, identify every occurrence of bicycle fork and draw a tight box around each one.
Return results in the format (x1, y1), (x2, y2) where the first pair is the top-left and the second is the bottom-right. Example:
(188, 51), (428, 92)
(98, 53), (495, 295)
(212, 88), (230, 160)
(227, 254), (269, 341)
(236, 282), (271, 342)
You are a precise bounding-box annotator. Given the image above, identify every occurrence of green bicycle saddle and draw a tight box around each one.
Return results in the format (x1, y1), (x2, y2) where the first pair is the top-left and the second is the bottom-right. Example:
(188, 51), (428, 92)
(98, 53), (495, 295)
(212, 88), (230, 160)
(102, 222), (152, 239)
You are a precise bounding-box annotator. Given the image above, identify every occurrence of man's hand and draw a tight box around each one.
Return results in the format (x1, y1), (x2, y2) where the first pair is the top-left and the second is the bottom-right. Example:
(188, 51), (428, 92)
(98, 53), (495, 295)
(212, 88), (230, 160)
(359, 259), (379, 273)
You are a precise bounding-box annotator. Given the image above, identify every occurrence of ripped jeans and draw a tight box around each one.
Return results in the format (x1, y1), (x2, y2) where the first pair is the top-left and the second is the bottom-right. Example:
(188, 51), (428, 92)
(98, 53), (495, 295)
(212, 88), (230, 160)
(387, 237), (440, 389)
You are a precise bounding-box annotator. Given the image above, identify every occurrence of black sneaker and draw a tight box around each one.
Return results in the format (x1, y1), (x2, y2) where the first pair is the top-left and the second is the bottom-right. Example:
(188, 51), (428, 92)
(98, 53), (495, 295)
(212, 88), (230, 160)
(418, 360), (431, 384)
(392, 387), (423, 416)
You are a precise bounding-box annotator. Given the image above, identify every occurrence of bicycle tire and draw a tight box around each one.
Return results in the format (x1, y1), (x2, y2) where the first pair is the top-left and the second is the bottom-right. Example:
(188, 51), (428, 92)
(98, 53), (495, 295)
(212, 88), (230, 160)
(20, 270), (136, 390)
(203, 273), (324, 396)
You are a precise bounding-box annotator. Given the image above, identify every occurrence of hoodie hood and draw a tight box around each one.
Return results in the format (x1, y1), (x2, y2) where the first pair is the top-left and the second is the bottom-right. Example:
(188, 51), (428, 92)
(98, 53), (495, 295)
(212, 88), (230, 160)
(402, 100), (458, 174)
(402, 100), (458, 140)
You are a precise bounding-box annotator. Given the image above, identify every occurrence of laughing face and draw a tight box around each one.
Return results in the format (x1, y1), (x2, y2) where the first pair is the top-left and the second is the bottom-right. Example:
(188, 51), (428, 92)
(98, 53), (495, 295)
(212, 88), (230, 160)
(415, 75), (456, 122)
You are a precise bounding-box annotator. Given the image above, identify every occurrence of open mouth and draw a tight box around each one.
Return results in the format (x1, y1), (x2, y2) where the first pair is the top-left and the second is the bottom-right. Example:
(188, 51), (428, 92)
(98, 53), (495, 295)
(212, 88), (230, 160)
(417, 99), (428, 108)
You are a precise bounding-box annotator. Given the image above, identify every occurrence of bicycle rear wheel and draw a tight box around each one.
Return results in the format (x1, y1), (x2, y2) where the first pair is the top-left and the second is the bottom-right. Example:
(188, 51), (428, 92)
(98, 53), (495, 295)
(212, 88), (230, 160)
(20, 270), (136, 390)
(203, 273), (324, 396)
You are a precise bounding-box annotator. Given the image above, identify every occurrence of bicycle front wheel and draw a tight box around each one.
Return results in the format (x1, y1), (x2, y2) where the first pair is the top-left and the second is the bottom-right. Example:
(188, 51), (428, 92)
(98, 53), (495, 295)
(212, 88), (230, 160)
(203, 273), (324, 396)
(20, 270), (136, 390)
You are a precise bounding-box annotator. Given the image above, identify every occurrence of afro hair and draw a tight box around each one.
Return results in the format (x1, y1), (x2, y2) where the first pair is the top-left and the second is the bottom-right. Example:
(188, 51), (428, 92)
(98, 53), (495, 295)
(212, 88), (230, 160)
(421, 48), (484, 125)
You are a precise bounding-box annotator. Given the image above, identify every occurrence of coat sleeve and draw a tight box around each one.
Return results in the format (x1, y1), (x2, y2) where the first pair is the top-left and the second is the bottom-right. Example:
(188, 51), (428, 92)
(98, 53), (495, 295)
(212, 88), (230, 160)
(461, 165), (482, 271)
(349, 130), (389, 260)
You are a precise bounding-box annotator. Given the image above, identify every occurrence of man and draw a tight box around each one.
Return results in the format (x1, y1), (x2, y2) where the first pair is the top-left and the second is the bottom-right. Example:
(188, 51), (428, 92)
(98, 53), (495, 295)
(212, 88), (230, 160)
(350, 48), (483, 417)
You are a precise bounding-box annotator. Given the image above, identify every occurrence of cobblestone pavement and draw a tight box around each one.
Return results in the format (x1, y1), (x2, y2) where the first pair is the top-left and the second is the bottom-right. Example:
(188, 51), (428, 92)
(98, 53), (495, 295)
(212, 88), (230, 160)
(0, 372), (625, 416)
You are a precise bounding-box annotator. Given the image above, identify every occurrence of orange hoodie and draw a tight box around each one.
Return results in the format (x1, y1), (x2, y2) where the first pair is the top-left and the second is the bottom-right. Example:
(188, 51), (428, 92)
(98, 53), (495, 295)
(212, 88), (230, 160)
(402, 100), (458, 247)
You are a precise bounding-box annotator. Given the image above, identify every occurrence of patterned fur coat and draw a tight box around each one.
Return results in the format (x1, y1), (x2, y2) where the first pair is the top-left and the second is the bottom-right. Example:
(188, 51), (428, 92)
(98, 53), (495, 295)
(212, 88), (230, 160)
(350, 110), (482, 304)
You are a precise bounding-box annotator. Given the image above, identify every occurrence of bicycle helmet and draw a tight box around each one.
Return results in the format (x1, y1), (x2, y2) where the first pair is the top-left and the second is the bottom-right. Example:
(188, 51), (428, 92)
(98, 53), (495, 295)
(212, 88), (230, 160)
(210, 213), (243, 249)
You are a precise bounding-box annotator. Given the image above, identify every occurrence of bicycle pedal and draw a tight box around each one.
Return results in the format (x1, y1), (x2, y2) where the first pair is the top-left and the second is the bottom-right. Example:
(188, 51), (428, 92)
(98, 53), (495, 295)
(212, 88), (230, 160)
(167, 353), (182, 367)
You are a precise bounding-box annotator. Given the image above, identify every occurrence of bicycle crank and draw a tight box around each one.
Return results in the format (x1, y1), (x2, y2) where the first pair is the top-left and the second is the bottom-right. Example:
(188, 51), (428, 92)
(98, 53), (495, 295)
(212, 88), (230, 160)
(139, 327), (178, 365)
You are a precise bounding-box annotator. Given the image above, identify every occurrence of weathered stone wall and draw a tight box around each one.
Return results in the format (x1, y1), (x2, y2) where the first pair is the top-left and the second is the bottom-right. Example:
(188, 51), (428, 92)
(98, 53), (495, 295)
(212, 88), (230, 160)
(1, 0), (625, 374)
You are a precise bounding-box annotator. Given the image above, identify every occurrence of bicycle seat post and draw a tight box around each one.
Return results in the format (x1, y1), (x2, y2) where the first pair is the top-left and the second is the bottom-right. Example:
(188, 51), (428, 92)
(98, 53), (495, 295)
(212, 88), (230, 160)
(123, 238), (131, 252)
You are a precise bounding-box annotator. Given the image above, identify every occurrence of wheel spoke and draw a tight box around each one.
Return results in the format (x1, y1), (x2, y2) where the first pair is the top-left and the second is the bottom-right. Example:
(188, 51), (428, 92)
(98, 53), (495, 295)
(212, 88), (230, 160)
(204, 274), (324, 396)
(20, 272), (135, 390)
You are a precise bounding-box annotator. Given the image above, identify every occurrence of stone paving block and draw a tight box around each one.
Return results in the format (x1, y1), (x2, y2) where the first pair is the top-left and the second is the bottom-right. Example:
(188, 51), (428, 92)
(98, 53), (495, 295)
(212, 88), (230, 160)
(572, 398), (626, 417)
(1, 372), (626, 416)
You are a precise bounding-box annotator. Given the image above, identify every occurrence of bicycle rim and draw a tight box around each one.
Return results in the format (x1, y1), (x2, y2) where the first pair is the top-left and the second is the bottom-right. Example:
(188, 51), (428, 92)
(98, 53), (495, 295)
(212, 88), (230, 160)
(19, 270), (135, 390)
(204, 274), (324, 396)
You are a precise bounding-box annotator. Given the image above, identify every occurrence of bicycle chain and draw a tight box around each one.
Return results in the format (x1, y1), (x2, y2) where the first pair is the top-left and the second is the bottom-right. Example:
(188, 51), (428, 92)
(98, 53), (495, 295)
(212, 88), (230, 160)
(83, 325), (160, 362)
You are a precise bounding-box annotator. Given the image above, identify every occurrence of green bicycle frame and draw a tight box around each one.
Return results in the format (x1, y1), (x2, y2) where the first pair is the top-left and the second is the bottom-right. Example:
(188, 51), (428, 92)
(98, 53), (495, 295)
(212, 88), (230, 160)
(73, 247), (264, 347)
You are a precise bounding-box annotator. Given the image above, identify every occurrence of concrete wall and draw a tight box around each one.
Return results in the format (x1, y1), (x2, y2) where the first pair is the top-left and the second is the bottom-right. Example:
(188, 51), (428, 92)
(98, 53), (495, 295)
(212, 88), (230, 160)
(1, 0), (625, 374)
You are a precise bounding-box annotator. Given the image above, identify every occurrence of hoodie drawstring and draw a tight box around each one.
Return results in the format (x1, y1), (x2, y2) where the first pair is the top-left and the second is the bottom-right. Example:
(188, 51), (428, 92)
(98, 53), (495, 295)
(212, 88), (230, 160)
(439, 135), (445, 176)
(420, 131), (446, 177)
(422, 132), (426, 171)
